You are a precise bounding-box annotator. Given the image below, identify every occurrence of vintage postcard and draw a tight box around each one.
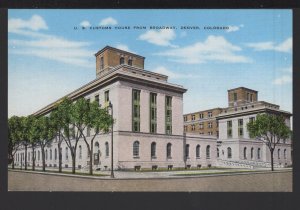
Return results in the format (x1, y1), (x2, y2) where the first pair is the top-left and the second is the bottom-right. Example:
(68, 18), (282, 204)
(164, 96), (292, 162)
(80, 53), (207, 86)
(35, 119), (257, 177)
(7, 9), (293, 192)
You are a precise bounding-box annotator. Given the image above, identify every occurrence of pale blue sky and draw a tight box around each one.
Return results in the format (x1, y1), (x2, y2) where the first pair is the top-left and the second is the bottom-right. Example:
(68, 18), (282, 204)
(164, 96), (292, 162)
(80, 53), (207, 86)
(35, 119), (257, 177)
(8, 9), (292, 117)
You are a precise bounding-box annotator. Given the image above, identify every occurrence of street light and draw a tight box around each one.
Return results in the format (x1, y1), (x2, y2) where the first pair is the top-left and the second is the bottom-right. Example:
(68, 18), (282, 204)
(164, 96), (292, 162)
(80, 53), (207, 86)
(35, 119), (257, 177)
(108, 101), (114, 178)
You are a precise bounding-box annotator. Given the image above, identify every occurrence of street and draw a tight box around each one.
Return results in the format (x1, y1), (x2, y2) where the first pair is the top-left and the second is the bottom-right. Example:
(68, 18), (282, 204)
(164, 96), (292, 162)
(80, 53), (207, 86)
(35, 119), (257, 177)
(8, 170), (292, 192)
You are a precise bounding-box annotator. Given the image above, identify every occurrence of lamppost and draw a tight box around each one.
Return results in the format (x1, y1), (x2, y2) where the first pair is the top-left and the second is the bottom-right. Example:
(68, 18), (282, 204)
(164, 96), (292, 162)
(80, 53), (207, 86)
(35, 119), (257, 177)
(108, 101), (114, 178)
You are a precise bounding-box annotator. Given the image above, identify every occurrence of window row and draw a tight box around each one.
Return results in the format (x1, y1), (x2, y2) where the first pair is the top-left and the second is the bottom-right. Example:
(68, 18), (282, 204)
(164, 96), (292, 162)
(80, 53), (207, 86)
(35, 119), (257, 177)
(184, 112), (213, 122)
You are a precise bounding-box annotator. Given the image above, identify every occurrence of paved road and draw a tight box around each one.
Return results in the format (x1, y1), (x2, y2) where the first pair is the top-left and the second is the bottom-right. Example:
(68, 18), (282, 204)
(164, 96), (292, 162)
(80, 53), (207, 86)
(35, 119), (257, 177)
(8, 170), (292, 192)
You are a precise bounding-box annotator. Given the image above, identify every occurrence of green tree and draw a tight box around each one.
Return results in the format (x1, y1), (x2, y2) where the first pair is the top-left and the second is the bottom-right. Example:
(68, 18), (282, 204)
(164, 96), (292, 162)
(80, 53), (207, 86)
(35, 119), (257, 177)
(28, 116), (41, 171)
(19, 116), (34, 170)
(37, 116), (56, 171)
(247, 114), (291, 171)
(74, 98), (113, 175)
(8, 116), (22, 169)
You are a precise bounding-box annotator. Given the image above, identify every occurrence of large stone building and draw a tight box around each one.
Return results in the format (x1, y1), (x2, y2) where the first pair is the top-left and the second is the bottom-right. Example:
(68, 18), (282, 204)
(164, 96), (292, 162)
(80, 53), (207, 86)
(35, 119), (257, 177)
(13, 47), (292, 171)
(184, 87), (293, 168)
(14, 46), (216, 171)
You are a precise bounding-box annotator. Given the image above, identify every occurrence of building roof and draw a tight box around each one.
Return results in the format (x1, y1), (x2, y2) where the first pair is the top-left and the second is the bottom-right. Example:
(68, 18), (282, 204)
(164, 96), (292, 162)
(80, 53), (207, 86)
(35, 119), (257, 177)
(94, 45), (145, 59)
(33, 64), (186, 116)
(227, 86), (258, 93)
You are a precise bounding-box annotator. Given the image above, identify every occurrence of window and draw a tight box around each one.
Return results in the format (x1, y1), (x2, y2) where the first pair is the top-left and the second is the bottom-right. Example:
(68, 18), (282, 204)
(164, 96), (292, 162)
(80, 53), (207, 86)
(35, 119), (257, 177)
(105, 142), (109, 156)
(284, 149), (287, 159)
(278, 149), (280, 159)
(128, 59), (132, 66)
(95, 94), (99, 106)
(199, 123), (204, 129)
(185, 144), (190, 159)
(132, 89), (141, 132)
(104, 90), (109, 103)
(184, 126), (187, 132)
(38, 151), (40, 161)
(28, 152), (30, 162)
(167, 143), (172, 158)
(165, 96), (172, 135)
(133, 141), (139, 157)
(192, 115), (195, 120)
(100, 56), (104, 69)
(208, 131), (213, 135)
(191, 124), (195, 131)
(151, 142), (156, 158)
(196, 145), (200, 158)
(257, 148), (261, 159)
(216, 131), (219, 138)
(50, 149), (52, 160)
(250, 94), (253, 102)
(206, 145), (210, 159)
(150, 93), (157, 133)
(251, 147), (254, 159)
(120, 57), (125, 65)
(208, 122), (212, 128)
(227, 121), (232, 138)
(94, 142), (99, 157)
(238, 119), (243, 137)
(45, 150), (48, 160)
(65, 147), (68, 160)
(184, 116), (187, 121)
(227, 147), (232, 159)
(249, 117), (255, 123)
(243, 147), (247, 159)
(71, 125), (75, 139)
(199, 113), (204, 119)
(55, 148), (57, 160)
(247, 93), (250, 101)
(79, 146), (82, 159)
(234, 92), (237, 101)
(208, 112), (212, 118)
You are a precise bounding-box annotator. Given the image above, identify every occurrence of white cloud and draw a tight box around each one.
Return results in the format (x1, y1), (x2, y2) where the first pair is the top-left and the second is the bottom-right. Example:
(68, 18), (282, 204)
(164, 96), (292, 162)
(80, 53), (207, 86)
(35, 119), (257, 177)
(8, 15), (48, 32)
(153, 66), (198, 79)
(80, 20), (91, 27)
(138, 29), (177, 47)
(156, 35), (252, 64)
(246, 37), (292, 53)
(115, 44), (136, 53)
(226, 24), (244, 33)
(99, 17), (118, 26)
(8, 15), (94, 68)
(273, 75), (292, 85)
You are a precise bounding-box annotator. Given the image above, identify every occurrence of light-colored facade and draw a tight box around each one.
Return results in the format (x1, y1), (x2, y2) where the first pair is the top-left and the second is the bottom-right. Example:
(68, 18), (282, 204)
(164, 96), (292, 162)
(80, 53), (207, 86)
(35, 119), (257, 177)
(14, 46), (217, 171)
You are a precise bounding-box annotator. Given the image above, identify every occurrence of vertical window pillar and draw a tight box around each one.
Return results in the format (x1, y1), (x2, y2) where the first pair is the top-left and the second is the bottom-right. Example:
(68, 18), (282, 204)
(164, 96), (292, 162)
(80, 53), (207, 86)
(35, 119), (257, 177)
(150, 93), (157, 133)
(165, 96), (172, 135)
(132, 89), (141, 132)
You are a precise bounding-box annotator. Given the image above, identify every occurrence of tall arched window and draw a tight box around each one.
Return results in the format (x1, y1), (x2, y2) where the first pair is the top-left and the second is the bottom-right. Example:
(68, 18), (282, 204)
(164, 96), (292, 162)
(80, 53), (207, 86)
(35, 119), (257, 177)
(105, 142), (109, 157)
(55, 148), (57, 160)
(128, 59), (132, 66)
(133, 141), (139, 157)
(206, 145), (210, 159)
(243, 147), (247, 159)
(278, 148), (281, 159)
(257, 148), (261, 159)
(251, 147), (254, 159)
(120, 57), (125, 65)
(38, 150), (40, 161)
(185, 144), (190, 158)
(227, 147), (232, 159)
(45, 149), (48, 160)
(196, 145), (200, 158)
(284, 149), (287, 159)
(65, 147), (68, 160)
(50, 149), (52, 160)
(151, 142), (156, 158)
(217, 148), (219, 158)
(167, 143), (172, 158)
(79, 146), (82, 159)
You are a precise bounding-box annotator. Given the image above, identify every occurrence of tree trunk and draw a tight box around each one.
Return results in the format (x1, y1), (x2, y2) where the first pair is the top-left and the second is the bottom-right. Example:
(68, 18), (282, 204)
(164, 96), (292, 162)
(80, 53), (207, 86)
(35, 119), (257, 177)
(42, 147), (46, 172)
(58, 143), (62, 173)
(270, 149), (274, 171)
(25, 145), (28, 170)
(89, 143), (93, 175)
(72, 154), (76, 174)
(12, 157), (15, 169)
(32, 147), (35, 171)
